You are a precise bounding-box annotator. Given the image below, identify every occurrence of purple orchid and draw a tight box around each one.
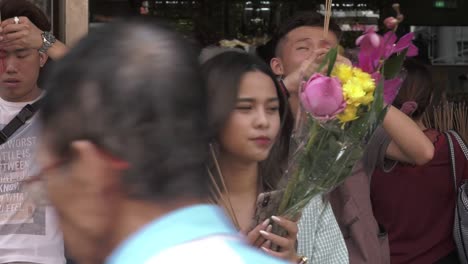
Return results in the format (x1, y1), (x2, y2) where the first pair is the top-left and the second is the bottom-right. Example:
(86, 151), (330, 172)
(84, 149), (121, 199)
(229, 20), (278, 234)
(357, 31), (418, 74)
(382, 32), (418, 58)
(356, 28), (384, 73)
(372, 72), (403, 105)
(356, 28), (381, 51)
(383, 78), (403, 105)
(384, 17), (399, 30)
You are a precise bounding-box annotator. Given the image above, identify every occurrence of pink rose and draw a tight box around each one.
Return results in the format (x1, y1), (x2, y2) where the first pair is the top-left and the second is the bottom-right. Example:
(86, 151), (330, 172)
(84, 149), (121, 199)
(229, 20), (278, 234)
(300, 74), (346, 121)
(384, 17), (398, 30)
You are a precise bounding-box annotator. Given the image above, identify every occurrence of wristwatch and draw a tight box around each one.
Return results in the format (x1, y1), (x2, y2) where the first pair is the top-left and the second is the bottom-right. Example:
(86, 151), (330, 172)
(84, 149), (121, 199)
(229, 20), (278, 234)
(39, 31), (56, 53)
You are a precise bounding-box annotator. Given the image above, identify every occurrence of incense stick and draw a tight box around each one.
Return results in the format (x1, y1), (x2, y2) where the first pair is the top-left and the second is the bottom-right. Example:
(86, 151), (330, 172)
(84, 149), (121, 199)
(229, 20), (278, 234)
(424, 101), (468, 142)
(207, 165), (240, 230)
(323, 0), (333, 39)
(207, 144), (241, 230)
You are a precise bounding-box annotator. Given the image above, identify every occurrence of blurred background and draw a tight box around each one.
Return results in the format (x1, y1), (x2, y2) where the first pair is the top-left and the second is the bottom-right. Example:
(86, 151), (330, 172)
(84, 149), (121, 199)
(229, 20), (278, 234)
(87, 0), (467, 104)
(18, 0), (468, 135)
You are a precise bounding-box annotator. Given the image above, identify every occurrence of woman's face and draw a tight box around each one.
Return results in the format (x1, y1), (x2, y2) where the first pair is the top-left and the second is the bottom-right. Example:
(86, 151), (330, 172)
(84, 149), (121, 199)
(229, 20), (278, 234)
(219, 71), (281, 163)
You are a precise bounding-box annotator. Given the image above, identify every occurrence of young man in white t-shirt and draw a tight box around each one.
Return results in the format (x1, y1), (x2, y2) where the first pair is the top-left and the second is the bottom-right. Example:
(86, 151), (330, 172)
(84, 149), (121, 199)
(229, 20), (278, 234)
(0, 0), (65, 263)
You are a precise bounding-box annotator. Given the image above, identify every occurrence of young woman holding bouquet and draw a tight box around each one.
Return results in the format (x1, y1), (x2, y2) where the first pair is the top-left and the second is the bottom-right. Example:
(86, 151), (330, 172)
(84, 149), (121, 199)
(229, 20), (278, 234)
(201, 51), (309, 263)
(371, 59), (468, 264)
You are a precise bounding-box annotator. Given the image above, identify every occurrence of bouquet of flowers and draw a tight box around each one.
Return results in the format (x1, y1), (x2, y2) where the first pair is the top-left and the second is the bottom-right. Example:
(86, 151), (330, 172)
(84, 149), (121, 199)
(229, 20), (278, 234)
(275, 20), (418, 220)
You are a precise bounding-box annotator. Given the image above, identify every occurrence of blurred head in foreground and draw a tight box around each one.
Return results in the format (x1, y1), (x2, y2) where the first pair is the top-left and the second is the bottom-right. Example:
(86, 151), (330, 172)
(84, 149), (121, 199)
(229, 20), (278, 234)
(38, 20), (210, 263)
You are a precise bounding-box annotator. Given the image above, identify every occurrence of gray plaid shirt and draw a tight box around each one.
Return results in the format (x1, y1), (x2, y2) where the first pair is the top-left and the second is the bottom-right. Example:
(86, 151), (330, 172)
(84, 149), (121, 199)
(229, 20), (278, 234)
(297, 195), (348, 264)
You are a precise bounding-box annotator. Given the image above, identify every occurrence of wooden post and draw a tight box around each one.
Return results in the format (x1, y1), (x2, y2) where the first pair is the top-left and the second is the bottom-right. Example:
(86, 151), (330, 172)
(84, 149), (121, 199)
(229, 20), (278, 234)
(60, 0), (89, 47)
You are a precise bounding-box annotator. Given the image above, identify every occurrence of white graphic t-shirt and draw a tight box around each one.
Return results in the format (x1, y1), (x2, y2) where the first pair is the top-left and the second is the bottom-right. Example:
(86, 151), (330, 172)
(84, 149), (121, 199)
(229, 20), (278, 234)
(0, 95), (65, 264)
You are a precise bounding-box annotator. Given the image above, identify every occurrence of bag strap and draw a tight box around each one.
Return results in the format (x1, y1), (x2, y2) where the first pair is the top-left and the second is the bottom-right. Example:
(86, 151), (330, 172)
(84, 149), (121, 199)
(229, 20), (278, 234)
(448, 130), (468, 160)
(0, 98), (43, 145)
(445, 130), (468, 192)
(445, 132), (458, 192)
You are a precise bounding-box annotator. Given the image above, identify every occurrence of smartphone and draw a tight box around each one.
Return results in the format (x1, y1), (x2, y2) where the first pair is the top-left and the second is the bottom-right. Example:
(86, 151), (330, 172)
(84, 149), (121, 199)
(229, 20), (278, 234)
(251, 189), (284, 228)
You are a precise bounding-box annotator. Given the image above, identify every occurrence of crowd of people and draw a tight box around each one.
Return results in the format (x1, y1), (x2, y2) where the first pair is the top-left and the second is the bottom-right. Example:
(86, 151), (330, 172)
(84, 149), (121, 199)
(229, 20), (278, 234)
(0, 0), (467, 263)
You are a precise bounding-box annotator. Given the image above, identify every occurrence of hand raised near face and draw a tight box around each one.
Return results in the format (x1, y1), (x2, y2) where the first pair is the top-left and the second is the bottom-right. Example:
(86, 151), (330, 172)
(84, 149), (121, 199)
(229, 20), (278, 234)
(0, 16), (43, 51)
(282, 48), (352, 96)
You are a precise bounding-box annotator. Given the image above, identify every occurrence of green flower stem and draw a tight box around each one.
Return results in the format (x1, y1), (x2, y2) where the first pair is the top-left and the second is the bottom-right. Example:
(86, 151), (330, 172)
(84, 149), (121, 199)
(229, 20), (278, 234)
(277, 169), (300, 215)
(305, 121), (322, 154)
(277, 120), (320, 216)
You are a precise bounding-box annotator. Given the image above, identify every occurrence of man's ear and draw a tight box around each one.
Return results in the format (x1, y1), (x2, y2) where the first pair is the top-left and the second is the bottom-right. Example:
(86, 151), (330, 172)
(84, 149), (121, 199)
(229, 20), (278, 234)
(270, 57), (284, 76)
(69, 140), (123, 191)
(39, 52), (49, 68)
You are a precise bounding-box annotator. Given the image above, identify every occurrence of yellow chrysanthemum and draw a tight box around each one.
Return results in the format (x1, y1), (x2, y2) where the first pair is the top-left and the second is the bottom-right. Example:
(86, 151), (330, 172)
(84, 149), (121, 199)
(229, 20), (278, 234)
(351, 67), (365, 77)
(338, 105), (359, 123)
(359, 93), (374, 106)
(342, 79), (366, 106)
(332, 64), (353, 84)
(333, 64), (376, 111)
(352, 68), (376, 93)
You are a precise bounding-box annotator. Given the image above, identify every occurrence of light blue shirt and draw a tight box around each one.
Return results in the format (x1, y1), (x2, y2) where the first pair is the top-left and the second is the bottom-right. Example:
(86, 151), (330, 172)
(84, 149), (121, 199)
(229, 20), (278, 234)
(106, 204), (287, 264)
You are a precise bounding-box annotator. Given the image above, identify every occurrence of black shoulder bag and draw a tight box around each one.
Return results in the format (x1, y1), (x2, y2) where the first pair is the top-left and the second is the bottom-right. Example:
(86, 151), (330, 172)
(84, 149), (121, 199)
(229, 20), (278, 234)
(445, 130), (468, 264)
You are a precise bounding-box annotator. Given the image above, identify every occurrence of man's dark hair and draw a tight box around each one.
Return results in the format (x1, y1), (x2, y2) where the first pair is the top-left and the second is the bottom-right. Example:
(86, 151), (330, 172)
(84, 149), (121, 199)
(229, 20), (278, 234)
(274, 11), (342, 56)
(256, 38), (277, 65)
(0, 0), (51, 31)
(41, 19), (210, 201)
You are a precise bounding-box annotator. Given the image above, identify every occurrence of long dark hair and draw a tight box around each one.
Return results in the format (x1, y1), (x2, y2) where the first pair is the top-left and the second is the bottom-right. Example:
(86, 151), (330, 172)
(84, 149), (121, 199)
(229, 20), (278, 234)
(201, 51), (294, 192)
(393, 59), (434, 119)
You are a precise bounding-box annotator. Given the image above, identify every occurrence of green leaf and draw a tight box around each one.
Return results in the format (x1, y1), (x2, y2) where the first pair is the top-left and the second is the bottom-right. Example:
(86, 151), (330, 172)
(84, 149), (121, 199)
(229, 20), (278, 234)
(316, 56), (329, 76)
(347, 75), (385, 142)
(382, 48), (408, 80)
(327, 47), (338, 76)
(315, 47), (339, 76)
